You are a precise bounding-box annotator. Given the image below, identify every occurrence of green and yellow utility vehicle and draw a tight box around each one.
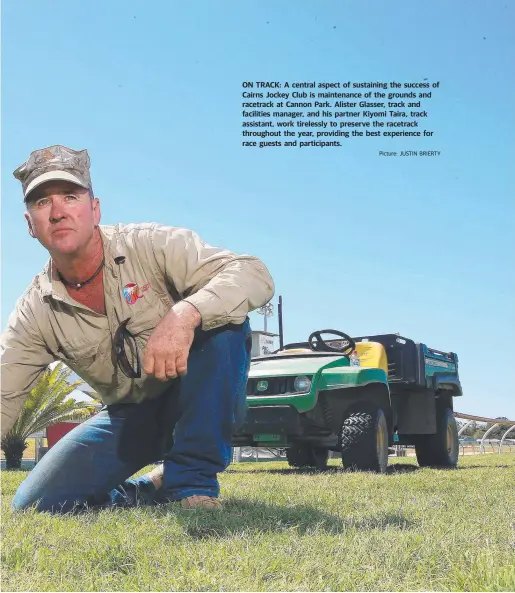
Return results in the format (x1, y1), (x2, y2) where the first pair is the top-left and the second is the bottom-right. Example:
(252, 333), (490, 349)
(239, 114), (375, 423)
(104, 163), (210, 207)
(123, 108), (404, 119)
(232, 330), (462, 472)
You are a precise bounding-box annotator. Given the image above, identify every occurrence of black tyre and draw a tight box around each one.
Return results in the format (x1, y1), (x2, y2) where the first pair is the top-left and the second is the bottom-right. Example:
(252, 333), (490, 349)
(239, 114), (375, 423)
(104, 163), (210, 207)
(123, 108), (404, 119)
(415, 407), (459, 468)
(286, 443), (329, 470)
(340, 406), (389, 473)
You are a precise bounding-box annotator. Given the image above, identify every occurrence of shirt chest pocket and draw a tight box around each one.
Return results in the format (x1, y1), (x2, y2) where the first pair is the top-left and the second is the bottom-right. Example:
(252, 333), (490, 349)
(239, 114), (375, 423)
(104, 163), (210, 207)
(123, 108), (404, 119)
(120, 290), (169, 342)
(46, 309), (104, 366)
(54, 335), (117, 397)
(54, 341), (101, 374)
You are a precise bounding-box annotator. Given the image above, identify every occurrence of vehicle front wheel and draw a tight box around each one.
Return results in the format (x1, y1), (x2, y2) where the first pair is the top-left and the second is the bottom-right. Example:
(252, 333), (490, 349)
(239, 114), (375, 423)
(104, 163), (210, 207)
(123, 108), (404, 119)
(286, 443), (329, 470)
(340, 406), (389, 473)
(415, 407), (459, 468)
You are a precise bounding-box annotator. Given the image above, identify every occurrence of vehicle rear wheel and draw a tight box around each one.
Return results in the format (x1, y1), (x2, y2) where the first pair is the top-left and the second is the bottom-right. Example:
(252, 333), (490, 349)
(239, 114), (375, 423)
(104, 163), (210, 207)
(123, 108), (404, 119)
(286, 443), (329, 470)
(340, 406), (389, 473)
(415, 407), (459, 468)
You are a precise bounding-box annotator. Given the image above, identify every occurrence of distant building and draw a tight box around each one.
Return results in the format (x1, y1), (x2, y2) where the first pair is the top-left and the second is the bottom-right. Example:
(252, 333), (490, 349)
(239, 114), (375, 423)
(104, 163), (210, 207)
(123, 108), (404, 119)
(251, 330), (279, 357)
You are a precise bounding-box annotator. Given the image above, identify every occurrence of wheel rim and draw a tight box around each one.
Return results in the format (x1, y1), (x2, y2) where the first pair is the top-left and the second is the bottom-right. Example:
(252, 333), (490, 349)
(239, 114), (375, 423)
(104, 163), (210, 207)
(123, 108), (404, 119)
(377, 422), (384, 457)
(447, 423), (456, 456)
(376, 418), (388, 468)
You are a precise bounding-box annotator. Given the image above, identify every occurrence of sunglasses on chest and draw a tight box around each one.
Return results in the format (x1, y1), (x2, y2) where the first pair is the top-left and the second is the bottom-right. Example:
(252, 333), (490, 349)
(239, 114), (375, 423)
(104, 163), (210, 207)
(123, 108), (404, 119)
(112, 256), (142, 378)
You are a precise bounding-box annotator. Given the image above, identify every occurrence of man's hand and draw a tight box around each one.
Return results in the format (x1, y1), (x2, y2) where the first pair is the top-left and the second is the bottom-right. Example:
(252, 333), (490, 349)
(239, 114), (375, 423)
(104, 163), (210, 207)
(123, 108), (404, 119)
(143, 301), (201, 381)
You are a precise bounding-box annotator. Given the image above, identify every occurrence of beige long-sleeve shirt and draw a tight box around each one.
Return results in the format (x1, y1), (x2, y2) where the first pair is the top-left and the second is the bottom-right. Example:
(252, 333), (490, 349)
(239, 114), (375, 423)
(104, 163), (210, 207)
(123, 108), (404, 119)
(1, 223), (275, 437)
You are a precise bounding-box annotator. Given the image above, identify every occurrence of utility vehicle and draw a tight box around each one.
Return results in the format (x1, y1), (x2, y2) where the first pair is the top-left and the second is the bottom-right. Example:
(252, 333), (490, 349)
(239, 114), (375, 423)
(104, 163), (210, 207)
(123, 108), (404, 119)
(232, 330), (462, 472)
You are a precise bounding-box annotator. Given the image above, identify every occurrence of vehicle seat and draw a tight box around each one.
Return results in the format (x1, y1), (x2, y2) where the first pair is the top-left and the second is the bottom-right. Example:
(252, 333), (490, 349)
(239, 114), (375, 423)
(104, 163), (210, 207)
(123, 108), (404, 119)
(278, 348), (313, 355)
(355, 342), (388, 374)
(277, 343), (388, 373)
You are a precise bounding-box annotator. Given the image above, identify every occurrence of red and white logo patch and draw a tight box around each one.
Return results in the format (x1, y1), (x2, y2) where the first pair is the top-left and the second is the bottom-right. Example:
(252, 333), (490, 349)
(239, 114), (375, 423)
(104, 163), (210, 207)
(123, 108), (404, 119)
(122, 282), (150, 305)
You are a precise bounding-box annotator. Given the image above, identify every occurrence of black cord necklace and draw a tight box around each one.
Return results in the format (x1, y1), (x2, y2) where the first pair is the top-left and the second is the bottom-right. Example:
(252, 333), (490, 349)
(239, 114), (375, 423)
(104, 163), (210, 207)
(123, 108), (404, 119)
(58, 257), (105, 290)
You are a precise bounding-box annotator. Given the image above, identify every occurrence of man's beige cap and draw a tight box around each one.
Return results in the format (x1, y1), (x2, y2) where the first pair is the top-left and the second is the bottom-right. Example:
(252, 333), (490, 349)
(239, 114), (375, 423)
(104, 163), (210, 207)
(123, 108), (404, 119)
(13, 144), (91, 201)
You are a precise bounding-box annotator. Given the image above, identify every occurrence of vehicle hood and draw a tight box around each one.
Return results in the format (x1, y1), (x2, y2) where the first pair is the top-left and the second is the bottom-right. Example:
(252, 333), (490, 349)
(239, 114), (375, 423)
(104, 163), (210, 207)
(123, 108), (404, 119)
(249, 355), (347, 378)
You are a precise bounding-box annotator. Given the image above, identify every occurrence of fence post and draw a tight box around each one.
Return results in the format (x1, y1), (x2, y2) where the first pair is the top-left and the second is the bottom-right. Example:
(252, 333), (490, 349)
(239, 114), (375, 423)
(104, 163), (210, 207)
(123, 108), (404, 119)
(480, 424), (500, 454)
(458, 420), (475, 436)
(499, 425), (515, 453)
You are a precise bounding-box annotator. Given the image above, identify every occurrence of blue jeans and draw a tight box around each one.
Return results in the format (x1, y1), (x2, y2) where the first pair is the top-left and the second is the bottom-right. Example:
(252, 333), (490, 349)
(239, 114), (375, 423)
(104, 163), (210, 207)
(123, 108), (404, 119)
(12, 319), (252, 513)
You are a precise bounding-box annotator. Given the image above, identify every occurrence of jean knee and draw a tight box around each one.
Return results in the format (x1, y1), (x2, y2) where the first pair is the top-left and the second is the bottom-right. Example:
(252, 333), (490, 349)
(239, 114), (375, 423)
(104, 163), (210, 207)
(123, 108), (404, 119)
(11, 476), (73, 514)
(11, 483), (41, 513)
(11, 488), (85, 514)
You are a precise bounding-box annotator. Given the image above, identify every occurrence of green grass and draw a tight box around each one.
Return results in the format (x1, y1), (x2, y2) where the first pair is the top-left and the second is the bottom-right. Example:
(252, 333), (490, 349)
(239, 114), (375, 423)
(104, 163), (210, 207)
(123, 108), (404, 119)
(2, 454), (514, 591)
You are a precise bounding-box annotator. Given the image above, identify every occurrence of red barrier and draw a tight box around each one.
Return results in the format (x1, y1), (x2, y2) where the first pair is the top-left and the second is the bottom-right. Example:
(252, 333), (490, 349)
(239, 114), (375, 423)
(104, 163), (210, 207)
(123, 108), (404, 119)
(46, 422), (82, 448)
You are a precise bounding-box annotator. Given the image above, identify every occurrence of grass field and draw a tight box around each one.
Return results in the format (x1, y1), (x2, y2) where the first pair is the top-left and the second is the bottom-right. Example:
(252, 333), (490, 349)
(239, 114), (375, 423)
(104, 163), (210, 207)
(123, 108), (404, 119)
(2, 454), (514, 592)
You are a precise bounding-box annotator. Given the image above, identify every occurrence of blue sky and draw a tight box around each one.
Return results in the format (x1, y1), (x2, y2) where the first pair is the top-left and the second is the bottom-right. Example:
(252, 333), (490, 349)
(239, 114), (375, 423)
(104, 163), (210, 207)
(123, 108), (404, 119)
(2, 0), (514, 419)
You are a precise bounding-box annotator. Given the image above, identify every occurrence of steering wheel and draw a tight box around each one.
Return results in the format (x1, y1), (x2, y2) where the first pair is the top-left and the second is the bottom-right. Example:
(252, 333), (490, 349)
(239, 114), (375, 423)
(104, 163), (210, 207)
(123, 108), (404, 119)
(308, 329), (356, 355)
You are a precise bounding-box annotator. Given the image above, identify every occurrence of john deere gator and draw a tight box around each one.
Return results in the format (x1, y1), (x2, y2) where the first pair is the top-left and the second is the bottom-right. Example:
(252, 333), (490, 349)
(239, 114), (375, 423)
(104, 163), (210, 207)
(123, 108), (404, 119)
(232, 330), (462, 472)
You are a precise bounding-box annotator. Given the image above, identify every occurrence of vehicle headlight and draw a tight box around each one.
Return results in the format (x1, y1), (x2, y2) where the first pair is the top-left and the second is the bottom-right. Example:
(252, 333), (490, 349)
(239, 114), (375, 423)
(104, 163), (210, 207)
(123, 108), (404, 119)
(294, 375), (312, 392)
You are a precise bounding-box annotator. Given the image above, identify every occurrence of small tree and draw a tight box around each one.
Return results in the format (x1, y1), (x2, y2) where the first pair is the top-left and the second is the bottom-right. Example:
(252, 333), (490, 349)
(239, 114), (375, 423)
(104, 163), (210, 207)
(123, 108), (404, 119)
(1, 363), (97, 469)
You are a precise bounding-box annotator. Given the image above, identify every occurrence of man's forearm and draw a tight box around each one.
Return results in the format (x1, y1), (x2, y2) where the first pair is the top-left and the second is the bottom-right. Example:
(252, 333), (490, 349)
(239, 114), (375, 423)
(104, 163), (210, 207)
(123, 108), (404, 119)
(183, 258), (275, 331)
(149, 226), (275, 330)
(170, 300), (202, 328)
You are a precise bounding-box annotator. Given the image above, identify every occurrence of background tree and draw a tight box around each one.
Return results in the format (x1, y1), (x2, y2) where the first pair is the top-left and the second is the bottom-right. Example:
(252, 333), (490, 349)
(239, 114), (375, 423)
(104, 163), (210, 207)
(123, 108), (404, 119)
(457, 420), (475, 437)
(483, 417), (511, 440)
(456, 420), (490, 439)
(1, 363), (97, 469)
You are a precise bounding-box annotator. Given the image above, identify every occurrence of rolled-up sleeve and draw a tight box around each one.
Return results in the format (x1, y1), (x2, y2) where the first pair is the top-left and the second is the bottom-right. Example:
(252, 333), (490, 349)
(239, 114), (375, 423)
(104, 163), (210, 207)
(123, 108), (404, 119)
(150, 225), (275, 330)
(1, 297), (54, 438)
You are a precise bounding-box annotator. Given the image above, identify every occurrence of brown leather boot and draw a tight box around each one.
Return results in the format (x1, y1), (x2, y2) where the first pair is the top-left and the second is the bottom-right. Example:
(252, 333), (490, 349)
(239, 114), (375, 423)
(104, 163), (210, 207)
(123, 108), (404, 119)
(179, 495), (222, 510)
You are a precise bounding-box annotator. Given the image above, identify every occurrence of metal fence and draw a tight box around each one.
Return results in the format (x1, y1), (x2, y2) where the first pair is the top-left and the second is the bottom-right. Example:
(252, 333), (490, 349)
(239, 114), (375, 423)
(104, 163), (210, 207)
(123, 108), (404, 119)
(455, 412), (515, 454)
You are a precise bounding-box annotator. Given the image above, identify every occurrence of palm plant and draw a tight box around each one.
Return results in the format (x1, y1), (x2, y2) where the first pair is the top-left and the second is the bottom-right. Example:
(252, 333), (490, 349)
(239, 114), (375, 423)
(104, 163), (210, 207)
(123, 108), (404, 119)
(1, 363), (98, 469)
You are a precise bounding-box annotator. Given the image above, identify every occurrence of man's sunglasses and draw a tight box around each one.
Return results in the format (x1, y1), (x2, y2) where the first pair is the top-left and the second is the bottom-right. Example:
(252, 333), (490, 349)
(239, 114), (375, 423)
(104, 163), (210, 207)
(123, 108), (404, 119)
(114, 318), (141, 379)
